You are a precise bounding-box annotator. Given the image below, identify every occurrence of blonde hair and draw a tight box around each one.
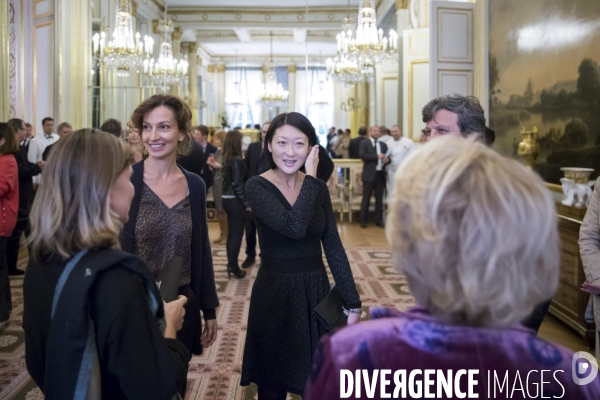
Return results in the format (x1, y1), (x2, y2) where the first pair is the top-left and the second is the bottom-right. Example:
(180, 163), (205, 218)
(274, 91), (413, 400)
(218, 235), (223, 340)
(213, 130), (226, 147)
(386, 136), (559, 328)
(29, 129), (134, 261)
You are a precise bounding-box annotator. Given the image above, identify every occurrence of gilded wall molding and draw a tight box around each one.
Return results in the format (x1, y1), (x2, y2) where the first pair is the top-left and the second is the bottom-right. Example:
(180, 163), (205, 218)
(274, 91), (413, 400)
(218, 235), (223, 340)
(131, 0), (137, 16)
(0, 0), (11, 121)
(207, 64), (215, 73)
(171, 27), (182, 40)
(262, 65), (269, 74)
(396, 0), (409, 10)
(287, 65), (297, 73)
(216, 64), (226, 73)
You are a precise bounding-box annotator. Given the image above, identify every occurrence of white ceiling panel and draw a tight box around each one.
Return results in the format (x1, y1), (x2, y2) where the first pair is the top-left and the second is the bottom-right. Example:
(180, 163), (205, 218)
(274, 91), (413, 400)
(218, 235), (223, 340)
(166, 0), (359, 7)
(200, 41), (338, 57)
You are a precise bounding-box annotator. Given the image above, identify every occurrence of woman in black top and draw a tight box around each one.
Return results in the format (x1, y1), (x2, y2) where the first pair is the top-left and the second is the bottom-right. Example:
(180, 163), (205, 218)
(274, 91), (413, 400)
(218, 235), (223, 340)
(221, 129), (248, 279)
(120, 95), (219, 376)
(240, 112), (361, 399)
(23, 129), (188, 399)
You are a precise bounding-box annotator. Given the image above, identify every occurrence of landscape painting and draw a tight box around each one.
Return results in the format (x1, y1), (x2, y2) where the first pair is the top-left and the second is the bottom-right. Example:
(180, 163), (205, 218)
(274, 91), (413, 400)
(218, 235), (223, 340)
(489, 0), (600, 184)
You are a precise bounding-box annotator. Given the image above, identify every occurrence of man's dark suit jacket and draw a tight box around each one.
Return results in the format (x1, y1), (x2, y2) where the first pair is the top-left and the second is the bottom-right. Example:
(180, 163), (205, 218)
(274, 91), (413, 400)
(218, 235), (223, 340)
(244, 141), (263, 179)
(349, 136), (367, 159)
(201, 142), (217, 189)
(359, 138), (388, 183)
(177, 141), (205, 177)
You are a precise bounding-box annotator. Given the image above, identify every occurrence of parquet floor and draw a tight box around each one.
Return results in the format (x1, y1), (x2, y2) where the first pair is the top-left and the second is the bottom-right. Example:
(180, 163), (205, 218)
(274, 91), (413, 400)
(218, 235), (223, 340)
(0, 220), (590, 399)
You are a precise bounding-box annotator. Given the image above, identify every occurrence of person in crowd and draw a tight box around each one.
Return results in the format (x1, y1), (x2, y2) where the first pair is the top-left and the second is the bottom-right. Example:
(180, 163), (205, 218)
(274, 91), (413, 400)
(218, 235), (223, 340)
(304, 136), (600, 399)
(242, 121), (270, 268)
(348, 126), (367, 159)
(193, 125), (217, 191)
(6, 118), (43, 276)
(128, 127), (144, 163)
(20, 123), (33, 154)
(28, 117), (56, 189)
(254, 124), (261, 130)
(42, 121), (72, 161)
(327, 127), (338, 158)
(221, 129), (248, 279)
(121, 94), (219, 393)
(378, 125), (393, 145)
(335, 129), (351, 159)
(177, 130), (205, 177)
(580, 176), (600, 338)
(23, 129), (190, 399)
(422, 94), (486, 142)
(386, 125), (414, 198)
(100, 118), (123, 138)
(0, 123), (19, 332)
(359, 125), (389, 229)
(207, 130), (227, 244)
(241, 112), (361, 400)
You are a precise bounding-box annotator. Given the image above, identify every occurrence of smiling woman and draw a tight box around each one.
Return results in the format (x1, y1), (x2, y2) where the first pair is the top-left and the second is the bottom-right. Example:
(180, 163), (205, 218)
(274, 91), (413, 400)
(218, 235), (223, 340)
(240, 112), (361, 399)
(121, 94), (220, 397)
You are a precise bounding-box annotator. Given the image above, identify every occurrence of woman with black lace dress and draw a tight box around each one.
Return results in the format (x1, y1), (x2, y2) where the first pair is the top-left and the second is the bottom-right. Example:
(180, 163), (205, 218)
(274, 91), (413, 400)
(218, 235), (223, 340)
(240, 112), (361, 399)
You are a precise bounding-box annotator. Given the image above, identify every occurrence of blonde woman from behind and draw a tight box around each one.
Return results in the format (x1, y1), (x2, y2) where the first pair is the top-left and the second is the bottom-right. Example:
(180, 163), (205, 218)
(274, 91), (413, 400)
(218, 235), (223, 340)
(305, 136), (600, 399)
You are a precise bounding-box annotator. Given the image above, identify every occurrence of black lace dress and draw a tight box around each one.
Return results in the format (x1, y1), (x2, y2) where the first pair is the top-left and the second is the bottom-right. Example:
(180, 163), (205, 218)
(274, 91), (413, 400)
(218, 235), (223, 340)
(240, 175), (361, 395)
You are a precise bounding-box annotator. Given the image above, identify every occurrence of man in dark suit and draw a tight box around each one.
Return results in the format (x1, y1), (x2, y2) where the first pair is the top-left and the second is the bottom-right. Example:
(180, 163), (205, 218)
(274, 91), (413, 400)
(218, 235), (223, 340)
(348, 126), (367, 159)
(193, 125), (217, 191)
(177, 140), (205, 178)
(242, 121), (271, 268)
(359, 126), (389, 228)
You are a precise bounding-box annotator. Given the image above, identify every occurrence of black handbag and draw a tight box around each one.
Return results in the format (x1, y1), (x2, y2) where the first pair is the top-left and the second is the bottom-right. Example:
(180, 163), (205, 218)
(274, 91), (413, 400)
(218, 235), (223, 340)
(313, 283), (347, 332)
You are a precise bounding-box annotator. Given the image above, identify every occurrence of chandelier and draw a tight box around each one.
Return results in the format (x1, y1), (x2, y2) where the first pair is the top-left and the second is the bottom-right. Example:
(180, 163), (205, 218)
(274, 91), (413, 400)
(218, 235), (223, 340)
(326, 0), (397, 85)
(143, 5), (188, 87)
(257, 32), (289, 108)
(92, 0), (153, 77)
(225, 51), (246, 105)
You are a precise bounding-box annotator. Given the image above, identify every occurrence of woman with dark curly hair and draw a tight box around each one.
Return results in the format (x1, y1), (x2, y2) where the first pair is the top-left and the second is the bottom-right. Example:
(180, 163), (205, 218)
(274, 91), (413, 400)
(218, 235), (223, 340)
(120, 94), (219, 393)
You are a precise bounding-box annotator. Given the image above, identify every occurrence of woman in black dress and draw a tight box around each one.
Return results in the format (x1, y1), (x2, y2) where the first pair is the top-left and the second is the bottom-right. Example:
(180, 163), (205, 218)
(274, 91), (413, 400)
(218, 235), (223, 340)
(241, 112), (361, 399)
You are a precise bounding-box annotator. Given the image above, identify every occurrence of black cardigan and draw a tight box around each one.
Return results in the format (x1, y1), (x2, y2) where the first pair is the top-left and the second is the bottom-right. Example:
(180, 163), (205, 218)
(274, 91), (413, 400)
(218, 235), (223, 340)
(121, 160), (219, 319)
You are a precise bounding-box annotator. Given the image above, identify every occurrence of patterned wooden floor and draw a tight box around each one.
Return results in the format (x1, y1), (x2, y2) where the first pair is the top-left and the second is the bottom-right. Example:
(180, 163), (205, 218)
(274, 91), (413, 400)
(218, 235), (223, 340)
(0, 222), (417, 400)
(0, 221), (588, 399)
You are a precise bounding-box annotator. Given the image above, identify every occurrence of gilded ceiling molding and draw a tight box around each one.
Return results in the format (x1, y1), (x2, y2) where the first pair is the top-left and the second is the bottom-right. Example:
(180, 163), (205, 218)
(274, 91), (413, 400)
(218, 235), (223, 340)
(207, 64), (216, 73)
(152, 20), (160, 34)
(171, 27), (183, 41)
(216, 64), (226, 73)
(262, 65), (270, 74)
(287, 65), (297, 73)
(396, 0), (409, 9)
(131, 0), (138, 16)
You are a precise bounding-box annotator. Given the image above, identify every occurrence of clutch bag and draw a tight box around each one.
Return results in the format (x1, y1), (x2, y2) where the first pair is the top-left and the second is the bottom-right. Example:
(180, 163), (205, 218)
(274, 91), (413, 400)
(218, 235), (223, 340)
(313, 283), (347, 332)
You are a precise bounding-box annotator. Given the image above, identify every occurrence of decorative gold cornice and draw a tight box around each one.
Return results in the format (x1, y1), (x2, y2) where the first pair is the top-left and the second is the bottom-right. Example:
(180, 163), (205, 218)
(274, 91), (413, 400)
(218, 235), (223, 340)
(216, 64), (226, 73)
(171, 27), (183, 41)
(287, 65), (297, 73)
(131, 0), (138, 16)
(262, 65), (270, 74)
(152, 20), (160, 34)
(182, 42), (198, 54)
(395, 0), (409, 10)
(207, 64), (216, 73)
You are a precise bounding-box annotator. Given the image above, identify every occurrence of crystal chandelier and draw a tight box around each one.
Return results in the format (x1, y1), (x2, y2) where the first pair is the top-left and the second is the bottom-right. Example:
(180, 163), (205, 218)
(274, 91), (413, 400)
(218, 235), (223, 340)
(326, 0), (397, 85)
(257, 32), (289, 108)
(92, 0), (153, 77)
(349, 0), (398, 63)
(142, 17), (188, 87)
(142, 5), (188, 87)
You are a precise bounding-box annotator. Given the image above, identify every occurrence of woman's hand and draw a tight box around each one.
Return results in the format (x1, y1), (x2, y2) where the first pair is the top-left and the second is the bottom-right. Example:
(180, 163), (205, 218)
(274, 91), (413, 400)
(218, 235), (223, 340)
(207, 160), (221, 169)
(200, 319), (218, 348)
(163, 295), (188, 339)
(347, 312), (361, 325)
(304, 145), (320, 177)
(581, 282), (600, 295)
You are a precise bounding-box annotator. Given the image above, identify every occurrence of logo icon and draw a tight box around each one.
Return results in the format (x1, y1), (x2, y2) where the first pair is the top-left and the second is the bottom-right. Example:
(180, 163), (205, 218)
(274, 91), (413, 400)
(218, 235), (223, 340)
(572, 351), (598, 385)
